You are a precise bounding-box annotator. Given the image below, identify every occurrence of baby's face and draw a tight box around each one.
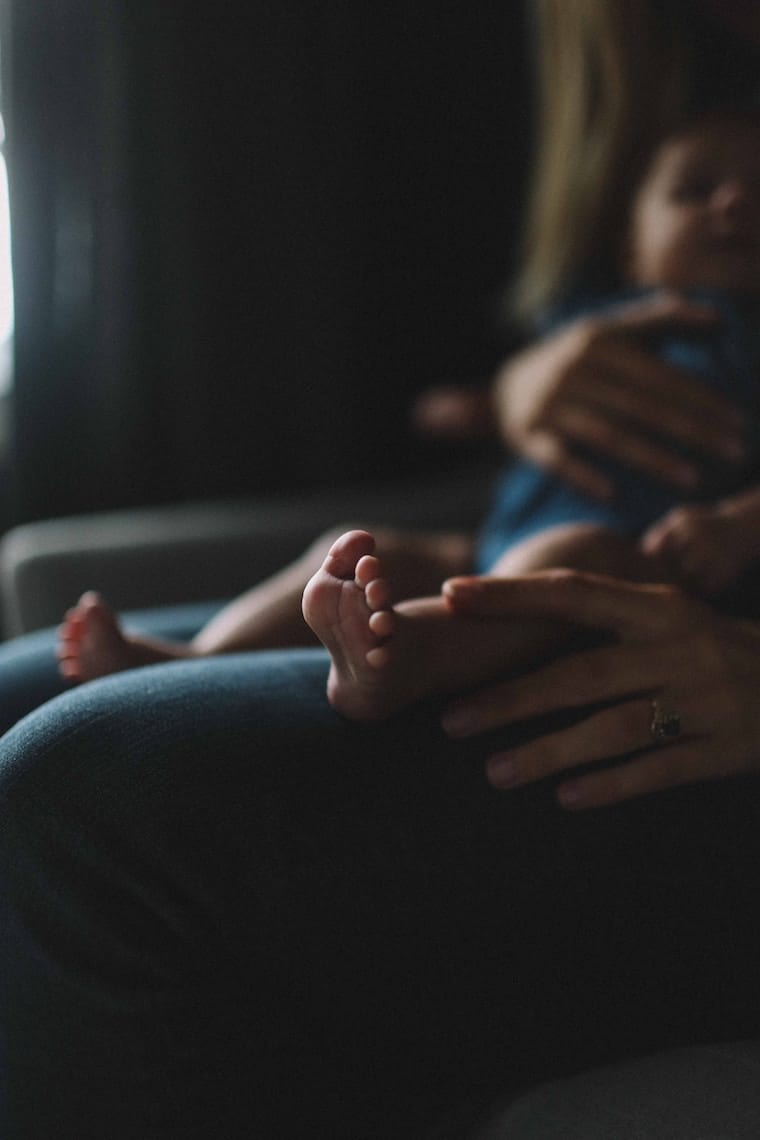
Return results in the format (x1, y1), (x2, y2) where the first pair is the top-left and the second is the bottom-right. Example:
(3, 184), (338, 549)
(627, 118), (760, 297)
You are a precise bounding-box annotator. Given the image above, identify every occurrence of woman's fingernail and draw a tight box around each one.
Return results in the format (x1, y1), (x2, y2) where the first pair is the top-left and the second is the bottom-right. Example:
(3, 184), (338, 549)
(441, 707), (476, 737)
(487, 755), (520, 789)
(443, 577), (481, 597)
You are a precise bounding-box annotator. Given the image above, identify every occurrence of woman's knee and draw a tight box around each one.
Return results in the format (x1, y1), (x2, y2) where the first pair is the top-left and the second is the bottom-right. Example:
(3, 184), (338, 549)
(0, 626), (65, 734)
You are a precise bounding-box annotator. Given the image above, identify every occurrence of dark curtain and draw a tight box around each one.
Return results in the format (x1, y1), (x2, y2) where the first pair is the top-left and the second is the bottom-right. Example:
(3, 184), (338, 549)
(2, 2), (530, 524)
(3, 0), (149, 521)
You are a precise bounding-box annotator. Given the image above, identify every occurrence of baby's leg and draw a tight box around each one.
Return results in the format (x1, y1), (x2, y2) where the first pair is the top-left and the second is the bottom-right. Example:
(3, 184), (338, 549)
(489, 521), (663, 580)
(57, 593), (194, 682)
(57, 527), (473, 683)
(303, 524), (665, 722)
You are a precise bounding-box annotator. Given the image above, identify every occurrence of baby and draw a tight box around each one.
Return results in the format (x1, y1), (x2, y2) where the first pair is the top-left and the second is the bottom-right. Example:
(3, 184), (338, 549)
(59, 106), (760, 720)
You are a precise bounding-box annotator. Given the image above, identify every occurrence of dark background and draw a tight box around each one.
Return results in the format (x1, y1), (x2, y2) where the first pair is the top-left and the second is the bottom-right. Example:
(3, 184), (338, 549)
(0, 1), (531, 529)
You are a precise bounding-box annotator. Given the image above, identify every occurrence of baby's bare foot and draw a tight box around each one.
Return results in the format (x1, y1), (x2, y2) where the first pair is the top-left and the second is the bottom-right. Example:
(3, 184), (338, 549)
(57, 592), (186, 682)
(302, 530), (402, 720)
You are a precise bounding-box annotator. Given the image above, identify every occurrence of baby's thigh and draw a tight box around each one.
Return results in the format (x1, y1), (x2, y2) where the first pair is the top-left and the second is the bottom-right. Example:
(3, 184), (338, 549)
(490, 522), (652, 580)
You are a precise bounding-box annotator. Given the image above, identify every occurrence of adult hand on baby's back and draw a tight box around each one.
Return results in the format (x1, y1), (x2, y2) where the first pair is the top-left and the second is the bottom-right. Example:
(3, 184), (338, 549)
(441, 571), (760, 809)
(493, 293), (747, 500)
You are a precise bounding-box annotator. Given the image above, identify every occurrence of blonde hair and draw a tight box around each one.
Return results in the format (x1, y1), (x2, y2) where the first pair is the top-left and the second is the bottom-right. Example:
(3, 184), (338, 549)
(512, 0), (695, 322)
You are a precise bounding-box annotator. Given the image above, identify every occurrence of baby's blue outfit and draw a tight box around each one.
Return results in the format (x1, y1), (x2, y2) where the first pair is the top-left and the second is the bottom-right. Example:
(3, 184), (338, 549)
(476, 289), (760, 573)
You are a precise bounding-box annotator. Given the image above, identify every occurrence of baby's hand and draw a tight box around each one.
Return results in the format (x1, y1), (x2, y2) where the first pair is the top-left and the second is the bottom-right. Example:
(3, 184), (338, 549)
(641, 503), (752, 596)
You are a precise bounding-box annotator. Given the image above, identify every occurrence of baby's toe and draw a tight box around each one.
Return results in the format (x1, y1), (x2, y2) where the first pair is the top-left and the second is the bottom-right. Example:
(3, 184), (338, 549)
(355, 554), (382, 589)
(369, 609), (394, 638)
(364, 576), (391, 612)
(59, 658), (82, 679)
(366, 644), (392, 670)
(324, 531), (375, 580)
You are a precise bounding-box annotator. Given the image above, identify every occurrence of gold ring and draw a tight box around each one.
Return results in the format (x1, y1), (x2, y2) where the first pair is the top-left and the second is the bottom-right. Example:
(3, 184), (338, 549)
(650, 698), (682, 744)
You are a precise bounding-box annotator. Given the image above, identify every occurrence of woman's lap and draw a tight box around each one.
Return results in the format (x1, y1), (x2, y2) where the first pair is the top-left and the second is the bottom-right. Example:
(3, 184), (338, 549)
(0, 647), (759, 1138)
(0, 650), (534, 1137)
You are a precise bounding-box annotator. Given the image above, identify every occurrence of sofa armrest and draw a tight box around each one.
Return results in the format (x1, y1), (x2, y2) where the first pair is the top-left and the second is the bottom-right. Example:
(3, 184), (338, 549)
(0, 465), (495, 637)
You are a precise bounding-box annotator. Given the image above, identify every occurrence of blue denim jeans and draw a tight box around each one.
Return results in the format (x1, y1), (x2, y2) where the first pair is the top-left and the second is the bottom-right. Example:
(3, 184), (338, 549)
(1, 624), (760, 1137)
(0, 601), (224, 734)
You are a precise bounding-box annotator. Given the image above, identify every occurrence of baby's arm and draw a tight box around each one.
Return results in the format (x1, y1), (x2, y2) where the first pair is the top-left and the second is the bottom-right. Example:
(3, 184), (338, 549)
(641, 485), (760, 596)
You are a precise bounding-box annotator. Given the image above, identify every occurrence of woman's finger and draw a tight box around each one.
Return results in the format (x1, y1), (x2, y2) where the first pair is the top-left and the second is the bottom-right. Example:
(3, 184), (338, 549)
(485, 695), (688, 790)
(443, 571), (691, 637)
(600, 341), (744, 434)
(554, 739), (729, 810)
(441, 636), (683, 738)
(497, 639), (680, 723)
(552, 403), (702, 489)
(559, 351), (747, 464)
(640, 513), (678, 553)
(559, 330), (744, 438)
(485, 680), (745, 810)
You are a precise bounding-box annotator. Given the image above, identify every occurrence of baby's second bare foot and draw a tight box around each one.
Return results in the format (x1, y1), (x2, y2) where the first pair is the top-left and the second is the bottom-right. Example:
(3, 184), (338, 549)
(302, 530), (402, 720)
(57, 592), (181, 682)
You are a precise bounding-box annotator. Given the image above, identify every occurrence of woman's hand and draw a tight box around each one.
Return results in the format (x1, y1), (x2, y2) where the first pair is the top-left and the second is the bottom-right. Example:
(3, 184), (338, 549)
(493, 293), (748, 500)
(441, 571), (760, 810)
(641, 486), (760, 597)
(640, 503), (751, 596)
(410, 384), (497, 441)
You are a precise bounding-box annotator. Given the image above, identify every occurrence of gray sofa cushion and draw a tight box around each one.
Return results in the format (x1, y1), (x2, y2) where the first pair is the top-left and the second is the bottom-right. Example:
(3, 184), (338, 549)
(475, 1040), (760, 1139)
